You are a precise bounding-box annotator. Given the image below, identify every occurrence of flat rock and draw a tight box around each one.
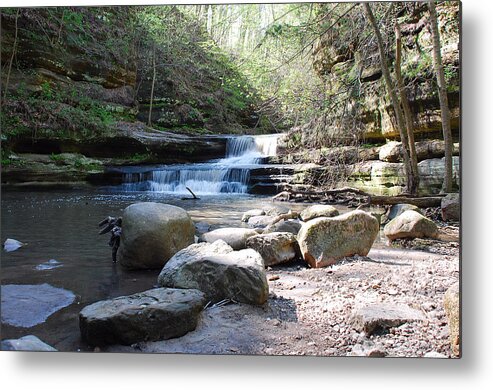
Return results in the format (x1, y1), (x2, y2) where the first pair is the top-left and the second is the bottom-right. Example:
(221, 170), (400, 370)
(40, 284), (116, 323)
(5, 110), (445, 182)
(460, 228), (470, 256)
(3, 238), (26, 252)
(1, 284), (75, 328)
(199, 227), (259, 250)
(246, 232), (299, 266)
(384, 210), (439, 241)
(79, 287), (206, 346)
(1, 335), (57, 351)
(350, 304), (426, 336)
(158, 240), (269, 305)
(297, 210), (379, 268)
(300, 204), (339, 222)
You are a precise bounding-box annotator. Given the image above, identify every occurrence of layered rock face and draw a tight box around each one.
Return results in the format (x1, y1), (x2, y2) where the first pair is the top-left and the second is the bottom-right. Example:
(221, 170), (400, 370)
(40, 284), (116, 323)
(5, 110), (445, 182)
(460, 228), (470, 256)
(1, 7), (256, 163)
(310, 2), (460, 142)
(269, 139), (460, 196)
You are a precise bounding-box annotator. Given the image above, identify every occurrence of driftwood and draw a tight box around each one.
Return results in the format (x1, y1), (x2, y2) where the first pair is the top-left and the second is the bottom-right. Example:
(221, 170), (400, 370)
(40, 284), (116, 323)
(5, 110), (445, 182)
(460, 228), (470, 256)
(262, 211), (300, 234)
(267, 211), (300, 226)
(273, 187), (445, 208)
(367, 195), (443, 208)
(98, 216), (122, 263)
(181, 187), (200, 200)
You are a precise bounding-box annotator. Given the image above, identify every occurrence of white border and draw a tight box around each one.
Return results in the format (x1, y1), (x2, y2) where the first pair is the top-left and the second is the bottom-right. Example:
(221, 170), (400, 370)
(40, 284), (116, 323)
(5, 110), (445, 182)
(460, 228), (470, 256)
(2, 1), (492, 389)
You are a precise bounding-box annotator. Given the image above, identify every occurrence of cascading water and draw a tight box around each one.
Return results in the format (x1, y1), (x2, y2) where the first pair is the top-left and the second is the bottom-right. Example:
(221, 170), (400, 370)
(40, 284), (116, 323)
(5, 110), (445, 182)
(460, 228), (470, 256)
(121, 134), (280, 195)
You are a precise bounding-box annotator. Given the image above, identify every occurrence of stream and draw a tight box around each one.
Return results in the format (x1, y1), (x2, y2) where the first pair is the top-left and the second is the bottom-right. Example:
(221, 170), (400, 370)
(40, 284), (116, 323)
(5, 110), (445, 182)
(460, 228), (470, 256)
(0, 134), (301, 351)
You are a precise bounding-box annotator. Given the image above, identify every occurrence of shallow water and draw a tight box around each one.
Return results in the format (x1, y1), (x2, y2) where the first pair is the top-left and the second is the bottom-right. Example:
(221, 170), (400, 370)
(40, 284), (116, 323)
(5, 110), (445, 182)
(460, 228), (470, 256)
(0, 187), (307, 351)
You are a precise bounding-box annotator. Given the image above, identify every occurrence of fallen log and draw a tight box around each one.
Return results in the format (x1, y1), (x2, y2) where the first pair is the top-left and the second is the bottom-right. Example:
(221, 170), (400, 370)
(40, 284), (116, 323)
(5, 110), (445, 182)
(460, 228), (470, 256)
(273, 186), (445, 208)
(181, 187), (200, 200)
(367, 196), (444, 208)
(267, 211), (300, 226)
(262, 211), (300, 233)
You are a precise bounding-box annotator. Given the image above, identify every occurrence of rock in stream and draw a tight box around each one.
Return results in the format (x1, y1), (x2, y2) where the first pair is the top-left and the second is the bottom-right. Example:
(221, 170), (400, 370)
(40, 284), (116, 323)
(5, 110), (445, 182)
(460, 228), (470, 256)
(1, 284), (75, 328)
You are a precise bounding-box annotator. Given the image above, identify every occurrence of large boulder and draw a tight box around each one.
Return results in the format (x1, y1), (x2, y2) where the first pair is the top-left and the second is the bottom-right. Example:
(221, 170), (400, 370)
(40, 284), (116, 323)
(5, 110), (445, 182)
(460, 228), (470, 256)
(199, 228), (258, 250)
(1, 335), (57, 352)
(441, 193), (460, 222)
(157, 240), (269, 305)
(300, 205), (339, 222)
(384, 210), (439, 241)
(246, 232), (299, 266)
(297, 210), (379, 268)
(117, 202), (195, 269)
(79, 288), (206, 346)
(444, 282), (460, 357)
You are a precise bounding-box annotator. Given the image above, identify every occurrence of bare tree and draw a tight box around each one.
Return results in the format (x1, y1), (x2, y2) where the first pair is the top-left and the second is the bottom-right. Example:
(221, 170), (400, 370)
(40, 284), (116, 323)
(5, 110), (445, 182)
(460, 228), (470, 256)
(363, 3), (418, 195)
(3, 8), (21, 100)
(147, 43), (156, 127)
(428, 0), (454, 193)
(395, 21), (419, 192)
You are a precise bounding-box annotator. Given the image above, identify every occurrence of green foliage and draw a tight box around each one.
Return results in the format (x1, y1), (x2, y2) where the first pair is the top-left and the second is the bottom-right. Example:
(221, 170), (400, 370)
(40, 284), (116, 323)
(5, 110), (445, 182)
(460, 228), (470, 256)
(49, 153), (65, 163)
(403, 52), (433, 80)
(2, 84), (124, 142)
(286, 131), (302, 148)
(0, 110), (29, 140)
(128, 152), (153, 162)
(223, 79), (249, 111)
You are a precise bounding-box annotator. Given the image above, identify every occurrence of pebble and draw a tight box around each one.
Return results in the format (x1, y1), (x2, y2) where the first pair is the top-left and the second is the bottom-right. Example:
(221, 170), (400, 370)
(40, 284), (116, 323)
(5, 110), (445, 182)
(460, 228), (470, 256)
(423, 351), (447, 358)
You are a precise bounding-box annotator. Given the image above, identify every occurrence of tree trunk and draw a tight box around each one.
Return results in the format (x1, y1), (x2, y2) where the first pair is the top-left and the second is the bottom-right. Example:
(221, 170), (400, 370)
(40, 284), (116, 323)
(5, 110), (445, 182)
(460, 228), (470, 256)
(3, 9), (20, 100)
(147, 44), (156, 127)
(363, 3), (416, 195)
(395, 21), (420, 194)
(428, 0), (454, 193)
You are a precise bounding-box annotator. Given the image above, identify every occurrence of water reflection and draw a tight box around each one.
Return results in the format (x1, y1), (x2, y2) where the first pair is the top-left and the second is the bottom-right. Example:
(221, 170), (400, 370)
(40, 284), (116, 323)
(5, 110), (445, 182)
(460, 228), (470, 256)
(0, 188), (305, 350)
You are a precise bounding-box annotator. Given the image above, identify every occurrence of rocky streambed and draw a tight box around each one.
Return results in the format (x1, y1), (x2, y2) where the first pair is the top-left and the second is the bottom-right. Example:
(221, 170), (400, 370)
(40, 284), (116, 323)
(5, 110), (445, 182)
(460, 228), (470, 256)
(99, 202), (460, 358)
(105, 242), (458, 357)
(1, 190), (460, 357)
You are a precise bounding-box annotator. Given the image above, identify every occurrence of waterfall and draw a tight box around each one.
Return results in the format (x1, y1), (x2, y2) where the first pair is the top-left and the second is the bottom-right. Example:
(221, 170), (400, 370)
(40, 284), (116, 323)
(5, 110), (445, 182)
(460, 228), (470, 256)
(121, 134), (281, 195)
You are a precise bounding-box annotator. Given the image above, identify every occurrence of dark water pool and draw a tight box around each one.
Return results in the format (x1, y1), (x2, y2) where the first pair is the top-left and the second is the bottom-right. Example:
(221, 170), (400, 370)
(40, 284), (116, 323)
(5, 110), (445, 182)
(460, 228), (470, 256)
(1, 187), (308, 351)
